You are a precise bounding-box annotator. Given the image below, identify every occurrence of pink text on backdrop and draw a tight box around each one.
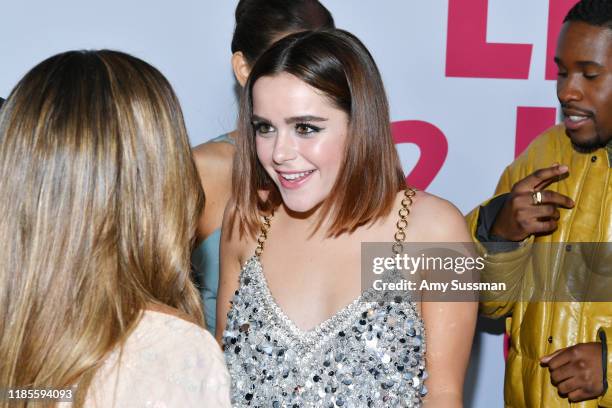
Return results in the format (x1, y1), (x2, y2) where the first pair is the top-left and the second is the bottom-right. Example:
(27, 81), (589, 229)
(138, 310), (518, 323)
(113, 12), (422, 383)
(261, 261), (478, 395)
(446, 0), (532, 79)
(400, 1), (574, 189)
(446, 0), (576, 80)
(391, 121), (448, 190)
(515, 107), (558, 157)
(445, 0), (575, 160)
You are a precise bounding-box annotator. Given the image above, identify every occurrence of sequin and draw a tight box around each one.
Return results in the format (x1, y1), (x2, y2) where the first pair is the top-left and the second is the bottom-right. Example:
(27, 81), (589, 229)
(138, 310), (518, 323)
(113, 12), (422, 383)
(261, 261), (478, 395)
(223, 256), (427, 407)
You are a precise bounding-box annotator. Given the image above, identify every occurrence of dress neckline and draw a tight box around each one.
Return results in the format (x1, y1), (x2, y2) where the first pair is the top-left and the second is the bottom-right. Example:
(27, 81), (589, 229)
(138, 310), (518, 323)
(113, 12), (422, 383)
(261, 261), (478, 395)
(237, 255), (420, 364)
(244, 188), (416, 351)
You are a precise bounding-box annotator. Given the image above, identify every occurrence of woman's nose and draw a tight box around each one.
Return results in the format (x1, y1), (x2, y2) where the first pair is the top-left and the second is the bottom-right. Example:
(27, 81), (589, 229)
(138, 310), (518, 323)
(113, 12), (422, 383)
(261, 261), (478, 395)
(272, 132), (297, 164)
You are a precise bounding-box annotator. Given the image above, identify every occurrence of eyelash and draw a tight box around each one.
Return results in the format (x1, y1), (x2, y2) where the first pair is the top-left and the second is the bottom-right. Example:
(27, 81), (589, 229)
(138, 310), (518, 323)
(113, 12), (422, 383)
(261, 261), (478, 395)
(253, 123), (275, 136)
(295, 123), (322, 135)
(252, 122), (323, 137)
(556, 71), (599, 80)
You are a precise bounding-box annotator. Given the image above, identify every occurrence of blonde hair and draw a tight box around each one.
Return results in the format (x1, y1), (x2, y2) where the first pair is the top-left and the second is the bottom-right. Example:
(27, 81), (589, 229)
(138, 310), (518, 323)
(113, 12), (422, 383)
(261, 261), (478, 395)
(0, 50), (204, 407)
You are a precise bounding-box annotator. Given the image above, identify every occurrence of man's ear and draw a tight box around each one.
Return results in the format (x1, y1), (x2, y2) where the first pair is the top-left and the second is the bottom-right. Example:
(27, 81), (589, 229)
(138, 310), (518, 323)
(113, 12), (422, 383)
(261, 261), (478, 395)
(231, 51), (251, 87)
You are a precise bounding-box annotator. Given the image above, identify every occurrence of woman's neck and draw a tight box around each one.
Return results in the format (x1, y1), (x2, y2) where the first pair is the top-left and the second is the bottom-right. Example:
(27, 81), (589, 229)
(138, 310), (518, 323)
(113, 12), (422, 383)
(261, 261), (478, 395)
(276, 201), (337, 238)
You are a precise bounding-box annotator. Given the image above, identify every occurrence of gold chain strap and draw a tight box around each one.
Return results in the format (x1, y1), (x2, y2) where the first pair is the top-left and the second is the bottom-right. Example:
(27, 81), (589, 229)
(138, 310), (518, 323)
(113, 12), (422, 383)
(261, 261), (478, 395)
(392, 188), (416, 254)
(254, 189), (414, 257)
(254, 212), (273, 257)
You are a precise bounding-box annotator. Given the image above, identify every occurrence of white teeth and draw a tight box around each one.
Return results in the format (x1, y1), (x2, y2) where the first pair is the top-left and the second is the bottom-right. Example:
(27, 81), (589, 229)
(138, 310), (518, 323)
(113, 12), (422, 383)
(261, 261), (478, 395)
(569, 115), (587, 122)
(281, 170), (313, 180)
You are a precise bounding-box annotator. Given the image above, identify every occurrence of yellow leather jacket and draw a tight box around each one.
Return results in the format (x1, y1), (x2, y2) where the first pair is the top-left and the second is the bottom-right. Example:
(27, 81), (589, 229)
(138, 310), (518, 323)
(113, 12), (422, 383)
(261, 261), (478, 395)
(466, 125), (612, 407)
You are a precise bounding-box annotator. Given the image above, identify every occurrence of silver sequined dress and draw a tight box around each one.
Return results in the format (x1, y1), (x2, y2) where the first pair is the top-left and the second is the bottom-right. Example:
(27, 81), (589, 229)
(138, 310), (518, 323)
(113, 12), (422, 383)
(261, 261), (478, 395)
(222, 256), (427, 407)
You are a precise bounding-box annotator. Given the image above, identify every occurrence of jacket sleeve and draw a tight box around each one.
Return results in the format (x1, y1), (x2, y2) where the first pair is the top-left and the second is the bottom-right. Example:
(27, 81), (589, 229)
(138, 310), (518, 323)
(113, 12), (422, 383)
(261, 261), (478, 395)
(599, 327), (612, 407)
(465, 165), (532, 320)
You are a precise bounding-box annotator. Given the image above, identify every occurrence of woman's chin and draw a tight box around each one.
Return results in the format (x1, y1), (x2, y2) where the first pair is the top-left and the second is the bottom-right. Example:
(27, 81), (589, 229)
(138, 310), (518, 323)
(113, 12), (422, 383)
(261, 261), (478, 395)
(282, 198), (325, 218)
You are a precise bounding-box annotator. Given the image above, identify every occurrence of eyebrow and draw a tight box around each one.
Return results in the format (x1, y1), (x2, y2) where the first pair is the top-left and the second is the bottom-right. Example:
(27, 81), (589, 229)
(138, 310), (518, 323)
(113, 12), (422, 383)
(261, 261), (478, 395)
(251, 115), (270, 124)
(554, 57), (604, 69)
(251, 114), (328, 124)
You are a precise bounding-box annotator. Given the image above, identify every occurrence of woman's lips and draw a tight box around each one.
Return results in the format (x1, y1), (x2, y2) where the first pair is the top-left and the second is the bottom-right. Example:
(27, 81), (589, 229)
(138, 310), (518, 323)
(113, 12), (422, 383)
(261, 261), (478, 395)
(277, 170), (315, 189)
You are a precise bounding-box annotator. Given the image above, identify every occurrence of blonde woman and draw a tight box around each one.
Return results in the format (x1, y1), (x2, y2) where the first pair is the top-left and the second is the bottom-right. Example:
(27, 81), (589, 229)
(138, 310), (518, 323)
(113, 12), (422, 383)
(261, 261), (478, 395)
(0, 50), (230, 407)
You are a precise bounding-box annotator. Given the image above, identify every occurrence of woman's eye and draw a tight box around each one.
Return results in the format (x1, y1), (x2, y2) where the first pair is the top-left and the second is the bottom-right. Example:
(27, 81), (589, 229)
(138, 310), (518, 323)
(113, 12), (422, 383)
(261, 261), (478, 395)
(295, 123), (321, 135)
(583, 72), (599, 80)
(254, 123), (275, 135)
(557, 71), (567, 78)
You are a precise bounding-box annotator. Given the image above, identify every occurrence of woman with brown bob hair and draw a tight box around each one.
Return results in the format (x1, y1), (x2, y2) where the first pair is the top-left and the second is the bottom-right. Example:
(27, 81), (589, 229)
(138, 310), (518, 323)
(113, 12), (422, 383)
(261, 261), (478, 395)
(0, 50), (230, 407)
(217, 29), (477, 407)
(191, 0), (335, 335)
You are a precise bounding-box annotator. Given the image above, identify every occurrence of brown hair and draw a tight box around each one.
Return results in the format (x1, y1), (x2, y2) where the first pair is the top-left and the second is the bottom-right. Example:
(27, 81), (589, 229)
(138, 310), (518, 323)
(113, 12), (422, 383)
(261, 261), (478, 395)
(230, 29), (406, 237)
(0, 50), (204, 406)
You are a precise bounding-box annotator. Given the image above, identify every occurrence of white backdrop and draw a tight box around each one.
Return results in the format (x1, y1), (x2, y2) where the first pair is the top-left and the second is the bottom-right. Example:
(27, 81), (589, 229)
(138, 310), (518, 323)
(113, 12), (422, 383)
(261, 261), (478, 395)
(0, 1), (575, 406)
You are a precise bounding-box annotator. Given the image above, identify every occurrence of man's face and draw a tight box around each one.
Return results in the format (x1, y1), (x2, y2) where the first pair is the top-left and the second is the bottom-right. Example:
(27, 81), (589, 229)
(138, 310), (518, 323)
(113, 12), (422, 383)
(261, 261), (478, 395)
(555, 21), (612, 150)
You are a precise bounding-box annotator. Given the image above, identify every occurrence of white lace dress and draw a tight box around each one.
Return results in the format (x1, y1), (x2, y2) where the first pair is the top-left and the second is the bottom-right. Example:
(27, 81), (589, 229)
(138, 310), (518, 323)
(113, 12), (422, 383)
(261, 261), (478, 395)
(79, 310), (231, 407)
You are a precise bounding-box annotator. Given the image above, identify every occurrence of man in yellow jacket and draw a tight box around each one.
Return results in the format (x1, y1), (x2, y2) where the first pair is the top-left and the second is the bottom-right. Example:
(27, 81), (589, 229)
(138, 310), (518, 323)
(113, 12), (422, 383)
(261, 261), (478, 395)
(467, 0), (612, 406)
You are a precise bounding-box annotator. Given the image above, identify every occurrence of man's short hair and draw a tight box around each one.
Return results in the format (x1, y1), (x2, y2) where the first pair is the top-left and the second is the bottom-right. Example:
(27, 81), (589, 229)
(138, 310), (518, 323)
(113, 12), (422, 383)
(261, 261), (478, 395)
(565, 0), (612, 29)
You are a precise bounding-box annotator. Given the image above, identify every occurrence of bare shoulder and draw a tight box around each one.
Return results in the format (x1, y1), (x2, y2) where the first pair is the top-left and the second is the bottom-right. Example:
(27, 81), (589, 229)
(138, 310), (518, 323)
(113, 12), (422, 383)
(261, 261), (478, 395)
(192, 140), (235, 179)
(409, 190), (461, 219)
(220, 203), (254, 266)
(217, 204), (257, 340)
(405, 190), (470, 242)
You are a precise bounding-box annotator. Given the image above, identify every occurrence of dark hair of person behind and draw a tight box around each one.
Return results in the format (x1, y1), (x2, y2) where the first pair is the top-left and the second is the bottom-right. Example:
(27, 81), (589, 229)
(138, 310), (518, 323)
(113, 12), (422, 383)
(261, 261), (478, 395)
(0, 97), (4, 109)
(231, 0), (335, 64)
(564, 0), (612, 29)
(229, 29), (406, 238)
